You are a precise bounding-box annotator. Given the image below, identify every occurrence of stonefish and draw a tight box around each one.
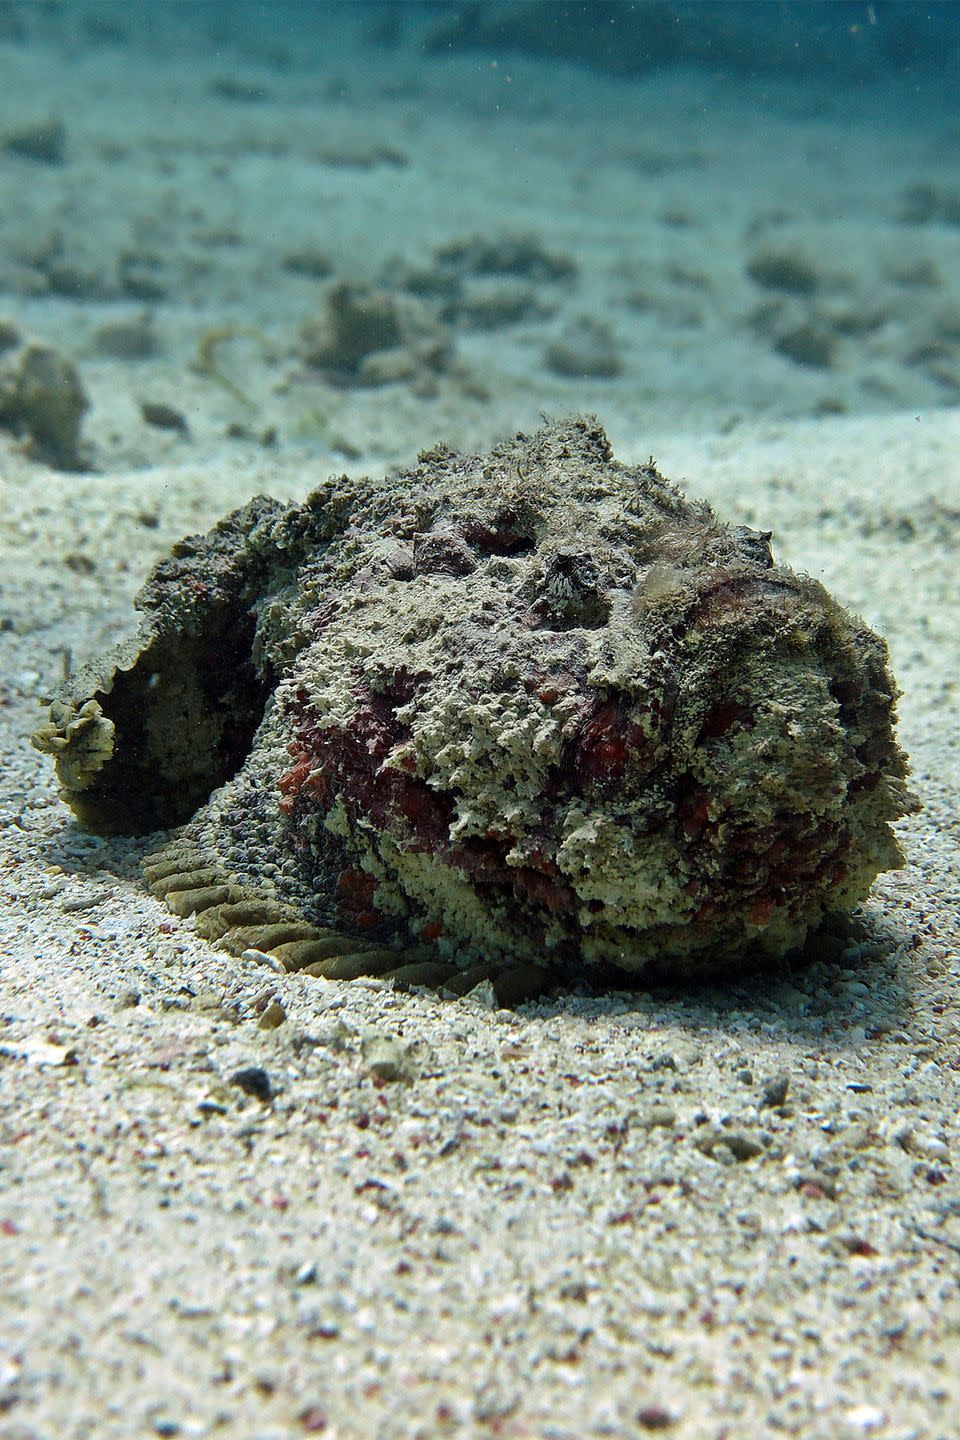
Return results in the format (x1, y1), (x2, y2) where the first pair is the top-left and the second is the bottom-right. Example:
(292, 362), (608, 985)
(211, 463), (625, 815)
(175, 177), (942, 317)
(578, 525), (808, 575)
(35, 419), (915, 999)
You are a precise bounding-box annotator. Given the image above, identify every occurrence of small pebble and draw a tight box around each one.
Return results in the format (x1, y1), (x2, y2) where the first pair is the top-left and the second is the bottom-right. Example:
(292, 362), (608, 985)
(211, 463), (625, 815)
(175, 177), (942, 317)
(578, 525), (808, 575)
(710, 1142), (738, 1167)
(191, 989), (224, 1013)
(241, 947), (285, 974)
(140, 400), (189, 433)
(362, 1034), (412, 1082)
(696, 1129), (765, 1163)
(230, 1066), (273, 1102)
(761, 1072), (790, 1107)
(844, 1404), (887, 1432)
(60, 887), (114, 913)
(297, 1406), (328, 1433)
(897, 1127), (949, 1162)
(641, 1105), (677, 1129)
(258, 1000), (287, 1030)
(197, 1096), (228, 1117)
(636, 1405), (675, 1430)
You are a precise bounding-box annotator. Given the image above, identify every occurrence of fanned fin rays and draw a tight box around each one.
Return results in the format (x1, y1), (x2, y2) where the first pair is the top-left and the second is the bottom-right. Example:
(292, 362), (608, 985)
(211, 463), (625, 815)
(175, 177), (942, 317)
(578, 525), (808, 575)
(142, 836), (553, 1007)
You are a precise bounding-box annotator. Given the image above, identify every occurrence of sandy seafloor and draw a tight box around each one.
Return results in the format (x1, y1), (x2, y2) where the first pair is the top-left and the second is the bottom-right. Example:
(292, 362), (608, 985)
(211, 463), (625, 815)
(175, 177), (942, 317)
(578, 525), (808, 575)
(0, 10), (959, 1440)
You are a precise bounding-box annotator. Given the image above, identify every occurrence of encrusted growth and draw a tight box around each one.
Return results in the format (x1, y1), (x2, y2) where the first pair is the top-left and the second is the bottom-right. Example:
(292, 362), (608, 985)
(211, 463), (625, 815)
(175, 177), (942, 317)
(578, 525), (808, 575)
(35, 418), (917, 990)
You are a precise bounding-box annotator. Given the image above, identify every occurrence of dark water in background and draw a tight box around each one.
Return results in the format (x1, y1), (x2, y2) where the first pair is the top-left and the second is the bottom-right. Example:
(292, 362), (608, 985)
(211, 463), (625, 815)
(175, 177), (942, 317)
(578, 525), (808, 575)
(1, 0), (959, 452)
(6, 2), (956, 79)
(4, 2), (952, 93)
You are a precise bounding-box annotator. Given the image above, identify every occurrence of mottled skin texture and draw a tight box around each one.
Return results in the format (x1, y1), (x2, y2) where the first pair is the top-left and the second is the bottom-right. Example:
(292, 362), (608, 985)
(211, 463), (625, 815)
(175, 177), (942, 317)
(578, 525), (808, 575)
(34, 419), (916, 986)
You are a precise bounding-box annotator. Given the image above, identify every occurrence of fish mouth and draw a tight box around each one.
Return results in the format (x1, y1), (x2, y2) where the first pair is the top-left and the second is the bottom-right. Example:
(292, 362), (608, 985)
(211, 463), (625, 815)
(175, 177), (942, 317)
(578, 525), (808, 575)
(33, 601), (272, 835)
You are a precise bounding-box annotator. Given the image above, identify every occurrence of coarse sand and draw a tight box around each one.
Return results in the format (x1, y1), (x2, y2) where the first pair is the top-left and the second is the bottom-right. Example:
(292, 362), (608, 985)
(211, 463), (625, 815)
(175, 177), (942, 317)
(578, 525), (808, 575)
(1, 405), (958, 1440)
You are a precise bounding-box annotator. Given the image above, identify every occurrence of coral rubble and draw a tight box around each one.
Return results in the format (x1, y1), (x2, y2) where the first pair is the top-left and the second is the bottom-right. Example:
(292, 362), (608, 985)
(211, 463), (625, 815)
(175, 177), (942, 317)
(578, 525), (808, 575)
(0, 338), (88, 467)
(300, 280), (452, 388)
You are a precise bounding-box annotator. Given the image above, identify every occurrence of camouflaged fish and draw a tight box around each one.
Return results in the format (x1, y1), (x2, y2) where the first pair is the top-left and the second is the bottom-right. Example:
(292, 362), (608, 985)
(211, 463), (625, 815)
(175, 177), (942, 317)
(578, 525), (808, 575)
(33, 418), (916, 1001)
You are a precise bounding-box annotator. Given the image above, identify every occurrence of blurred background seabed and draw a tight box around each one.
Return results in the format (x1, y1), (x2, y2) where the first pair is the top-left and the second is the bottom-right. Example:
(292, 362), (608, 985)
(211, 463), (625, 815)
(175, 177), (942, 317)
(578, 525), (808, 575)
(0, 0), (958, 475)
